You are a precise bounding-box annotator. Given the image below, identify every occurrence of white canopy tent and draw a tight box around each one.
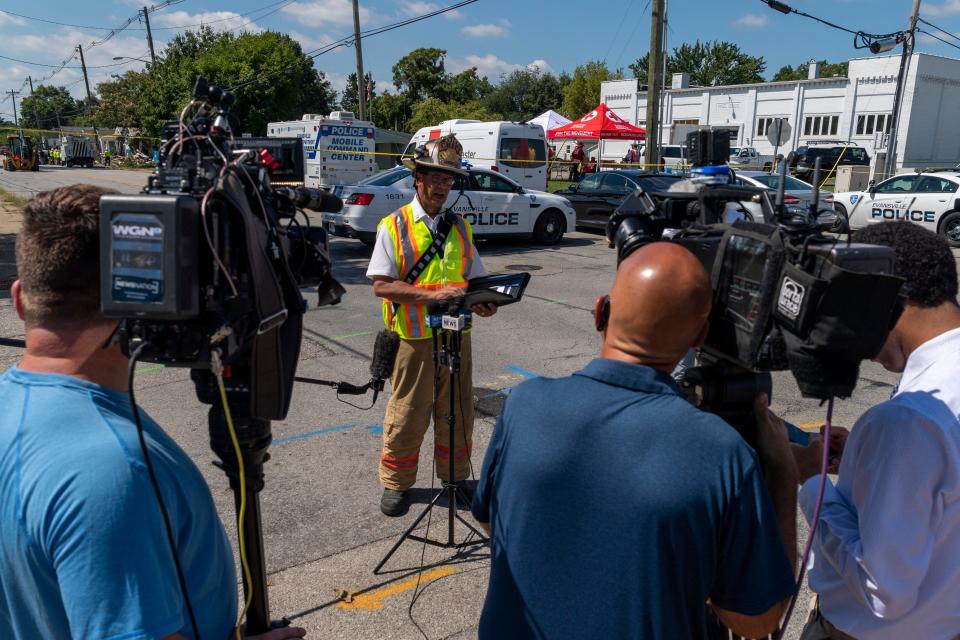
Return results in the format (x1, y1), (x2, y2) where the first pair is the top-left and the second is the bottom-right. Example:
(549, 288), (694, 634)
(527, 109), (571, 134)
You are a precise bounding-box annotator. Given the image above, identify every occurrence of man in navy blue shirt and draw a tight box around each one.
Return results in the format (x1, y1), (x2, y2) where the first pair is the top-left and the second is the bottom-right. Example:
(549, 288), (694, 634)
(473, 243), (798, 639)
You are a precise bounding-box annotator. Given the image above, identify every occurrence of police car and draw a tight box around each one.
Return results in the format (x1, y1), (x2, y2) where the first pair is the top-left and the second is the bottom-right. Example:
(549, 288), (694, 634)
(325, 165), (576, 245)
(833, 171), (960, 246)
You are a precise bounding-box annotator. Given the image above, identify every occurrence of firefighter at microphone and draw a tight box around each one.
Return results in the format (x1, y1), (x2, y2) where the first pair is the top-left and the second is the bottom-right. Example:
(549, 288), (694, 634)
(366, 134), (497, 517)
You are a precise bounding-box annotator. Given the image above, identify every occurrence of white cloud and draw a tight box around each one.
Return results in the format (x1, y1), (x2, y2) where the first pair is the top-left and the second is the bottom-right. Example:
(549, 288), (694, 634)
(448, 54), (555, 81)
(289, 30), (338, 52)
(926, 0), (960, 16)
(400, 1), (462, 20)
(282, 0), (369, 28)
(735, 14), (769, 28)
(461, 19), (510, 38)
(151, 10), (265, 34)
(0, 13), (27, 26)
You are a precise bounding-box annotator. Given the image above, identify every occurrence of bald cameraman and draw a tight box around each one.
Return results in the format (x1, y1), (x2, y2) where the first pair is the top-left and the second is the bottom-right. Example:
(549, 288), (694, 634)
(472, 243), (798, 639)
(0, 185), (304, 640)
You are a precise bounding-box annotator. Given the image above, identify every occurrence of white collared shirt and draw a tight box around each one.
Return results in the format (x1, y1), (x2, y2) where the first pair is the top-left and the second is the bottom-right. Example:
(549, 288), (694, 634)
(800, 326), (960, 640)
(365, 196), (486, 281)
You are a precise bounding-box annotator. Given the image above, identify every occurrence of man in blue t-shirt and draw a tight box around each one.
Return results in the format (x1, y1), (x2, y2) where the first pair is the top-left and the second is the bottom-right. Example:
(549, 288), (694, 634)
(0, 185), (306, 640)
(473, 243), (799, 639)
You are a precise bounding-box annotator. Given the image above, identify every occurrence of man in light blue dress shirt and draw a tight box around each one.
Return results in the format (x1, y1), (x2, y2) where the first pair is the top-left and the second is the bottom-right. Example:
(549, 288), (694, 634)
(772, 221), (960, 640)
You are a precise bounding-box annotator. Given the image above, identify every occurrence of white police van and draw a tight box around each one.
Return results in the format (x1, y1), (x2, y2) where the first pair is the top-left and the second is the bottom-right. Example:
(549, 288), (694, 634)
(833, 170), (960, 247)
(324, 165), (575, 246)
(403, 120), (549, 191)
(267, 111), (377, 189)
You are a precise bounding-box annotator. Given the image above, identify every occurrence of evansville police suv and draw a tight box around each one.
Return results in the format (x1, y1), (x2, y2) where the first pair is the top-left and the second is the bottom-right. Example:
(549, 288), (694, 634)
(325, 165), (576, 246)
(833, 170), (960, 247)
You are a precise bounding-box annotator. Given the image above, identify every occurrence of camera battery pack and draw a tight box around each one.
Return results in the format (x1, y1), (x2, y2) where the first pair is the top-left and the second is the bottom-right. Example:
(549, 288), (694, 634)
(100, 194), (200, 320)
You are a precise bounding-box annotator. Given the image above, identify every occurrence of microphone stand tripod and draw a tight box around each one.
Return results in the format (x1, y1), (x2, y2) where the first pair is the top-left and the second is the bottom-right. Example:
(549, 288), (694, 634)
(373, 307), (487, 574)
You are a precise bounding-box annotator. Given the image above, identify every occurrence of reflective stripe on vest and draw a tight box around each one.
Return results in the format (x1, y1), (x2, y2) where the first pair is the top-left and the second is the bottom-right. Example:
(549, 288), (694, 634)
(379, 203), (472, 340)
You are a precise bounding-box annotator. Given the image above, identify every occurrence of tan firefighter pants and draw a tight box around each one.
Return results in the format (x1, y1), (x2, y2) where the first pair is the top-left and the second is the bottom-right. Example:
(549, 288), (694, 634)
(379, 333), (474, 491)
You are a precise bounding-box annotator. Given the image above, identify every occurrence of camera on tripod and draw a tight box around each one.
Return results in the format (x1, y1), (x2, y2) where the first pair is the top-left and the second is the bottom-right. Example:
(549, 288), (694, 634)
(606, 130), (906, 437)
(98, 76), (346, 421)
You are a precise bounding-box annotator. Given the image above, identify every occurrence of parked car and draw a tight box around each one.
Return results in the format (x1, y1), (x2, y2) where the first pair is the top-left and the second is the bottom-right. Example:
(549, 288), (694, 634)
(734, 171), (837, 228)
(326, 165), (576, 245)
(552, 170), (683, 229)
(833, 171), (960, 246)
(729, 146), (774, 171)
(789, 142), (870, 180)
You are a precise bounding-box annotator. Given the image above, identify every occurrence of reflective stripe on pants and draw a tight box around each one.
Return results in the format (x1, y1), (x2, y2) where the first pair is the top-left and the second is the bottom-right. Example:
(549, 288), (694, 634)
(378, 334), (474, 491)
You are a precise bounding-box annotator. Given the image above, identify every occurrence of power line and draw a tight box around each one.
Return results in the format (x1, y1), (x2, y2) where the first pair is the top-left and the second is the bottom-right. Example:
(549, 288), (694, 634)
(918, 28), (960, 52)
(89, 0), (185, 49)
(917, 17), (960, 44)
(229, 0), (480, 91)
(150, 0), (295, 30)
(0, 53), (147, 69)
(758, 0), (901, 42)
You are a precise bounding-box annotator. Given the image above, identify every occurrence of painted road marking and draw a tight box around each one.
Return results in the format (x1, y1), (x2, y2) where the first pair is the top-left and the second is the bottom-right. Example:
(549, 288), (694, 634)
(337, 566), (456, 610)
(273, 424), (355, 445)
(504, 364), (538, 380)
(799, 422), (823, 431)
(330, 330), (374, 341)
(480, 365), (540, 400)
(544, 298), (567, 305)
(137, 364), (166, 374)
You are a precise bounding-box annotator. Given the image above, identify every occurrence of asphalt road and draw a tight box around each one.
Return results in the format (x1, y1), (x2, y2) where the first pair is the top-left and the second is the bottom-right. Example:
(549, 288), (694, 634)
(0, 164), (149, 199)
(0, 168), (938, 640)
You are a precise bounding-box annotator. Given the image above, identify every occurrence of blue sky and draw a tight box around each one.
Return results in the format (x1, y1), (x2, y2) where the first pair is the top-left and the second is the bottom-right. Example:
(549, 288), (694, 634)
(2, 0), (960, 115)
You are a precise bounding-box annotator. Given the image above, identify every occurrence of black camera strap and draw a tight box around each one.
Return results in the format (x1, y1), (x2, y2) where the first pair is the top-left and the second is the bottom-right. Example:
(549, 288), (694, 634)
(390, 211), (455, 321)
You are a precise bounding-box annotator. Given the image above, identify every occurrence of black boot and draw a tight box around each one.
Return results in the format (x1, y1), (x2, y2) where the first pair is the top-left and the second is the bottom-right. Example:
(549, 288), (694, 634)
(380, 488), (409, 517)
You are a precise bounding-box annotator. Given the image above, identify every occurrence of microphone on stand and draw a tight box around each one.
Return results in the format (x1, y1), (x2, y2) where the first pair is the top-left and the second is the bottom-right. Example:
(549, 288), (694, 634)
(368, 330), (399, 403)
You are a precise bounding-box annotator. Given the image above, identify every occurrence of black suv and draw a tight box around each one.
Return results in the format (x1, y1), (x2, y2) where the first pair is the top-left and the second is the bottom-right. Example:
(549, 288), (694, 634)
(790, 143), (870, 180)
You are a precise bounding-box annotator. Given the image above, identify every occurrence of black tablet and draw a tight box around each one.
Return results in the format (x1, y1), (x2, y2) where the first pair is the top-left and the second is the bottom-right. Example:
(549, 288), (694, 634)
(464, 272), (531, 307)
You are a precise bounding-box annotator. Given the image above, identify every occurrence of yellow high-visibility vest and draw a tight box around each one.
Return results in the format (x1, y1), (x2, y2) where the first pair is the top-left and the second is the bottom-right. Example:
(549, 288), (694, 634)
(379, 202), (474, 340)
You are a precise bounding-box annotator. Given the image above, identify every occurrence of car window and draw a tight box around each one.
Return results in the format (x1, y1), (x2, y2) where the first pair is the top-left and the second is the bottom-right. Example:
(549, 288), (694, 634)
(452, 175), (469, 192)
(917, 176), (959, 193)
(875, 175), (919, 194)
(730, 147), (741, 156)
(362, 167), (411, 186)
(601, 173), (630, 191)
(578, 173), (603, 191)
(748, 175), (811, 190)
(845, 148), (868, 163)
(500, 137), (547, 168)
(472, 172), (516, 192)
(662, 147), (684, 158)
(635, 175), (682, 192)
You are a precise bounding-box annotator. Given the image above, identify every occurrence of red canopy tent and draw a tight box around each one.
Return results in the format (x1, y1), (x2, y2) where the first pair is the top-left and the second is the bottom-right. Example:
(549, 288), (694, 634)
(547, 103), (646, 141)
(547, 103), (645, 172)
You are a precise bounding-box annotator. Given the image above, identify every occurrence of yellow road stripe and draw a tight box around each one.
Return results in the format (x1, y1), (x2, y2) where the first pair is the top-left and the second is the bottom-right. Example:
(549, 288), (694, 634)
(336, 566), (455, 610)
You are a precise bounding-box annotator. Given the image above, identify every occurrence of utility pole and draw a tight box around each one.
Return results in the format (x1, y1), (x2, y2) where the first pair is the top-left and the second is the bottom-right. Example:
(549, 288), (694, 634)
(352, 0), (367, 120)
(9, 90), (24, 147)
(27, 75), (34, 95)
(77, 44), (92, 103)
(643, 0), (665, 169)
(884, 0), (921, 178)
(143, 6), (156, 65)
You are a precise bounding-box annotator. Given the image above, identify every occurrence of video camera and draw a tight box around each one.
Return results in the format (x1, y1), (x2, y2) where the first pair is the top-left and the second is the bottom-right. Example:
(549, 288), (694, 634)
(98, 76), (345, 421)
(606, 130), (905, 436)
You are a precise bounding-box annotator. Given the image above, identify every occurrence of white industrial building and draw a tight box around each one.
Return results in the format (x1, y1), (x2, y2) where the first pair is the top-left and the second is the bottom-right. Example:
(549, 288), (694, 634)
(599, 52), (960, 172)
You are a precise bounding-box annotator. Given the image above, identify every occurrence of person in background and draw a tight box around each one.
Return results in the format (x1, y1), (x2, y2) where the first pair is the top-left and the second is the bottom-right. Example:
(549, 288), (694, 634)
(623, 142), (641, 166)
(570, 141), (585, 182)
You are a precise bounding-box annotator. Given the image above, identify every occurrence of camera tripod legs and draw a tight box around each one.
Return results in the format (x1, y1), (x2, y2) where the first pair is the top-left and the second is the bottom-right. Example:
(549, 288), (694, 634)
(373, 326), (487, 575)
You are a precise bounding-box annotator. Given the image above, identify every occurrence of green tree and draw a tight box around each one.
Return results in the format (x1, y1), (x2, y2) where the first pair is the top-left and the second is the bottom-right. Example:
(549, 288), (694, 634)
(561, 61), (618, 120)
(772, 60), (849, 82)
(392, 48), (447, 101)
(629, 41), (766, 87)
(137, 27), (337, 136)
(341, 71), (375, 115)
(484, 68), (565, 121)
(368, 90), (409, 130)
(405, 97), (499, 132)
(80, 71), (147, 128)
(20, 85), (79, 129)
(441, 68), (494, 103)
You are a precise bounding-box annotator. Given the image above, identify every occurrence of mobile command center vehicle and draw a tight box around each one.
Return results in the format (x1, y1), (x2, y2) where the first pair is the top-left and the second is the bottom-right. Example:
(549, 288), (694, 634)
(267, 111), (376, 189)
(403, 120), (549, 191)
(833, 170), (960, 247)
(325, 165), (575, 246)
